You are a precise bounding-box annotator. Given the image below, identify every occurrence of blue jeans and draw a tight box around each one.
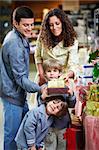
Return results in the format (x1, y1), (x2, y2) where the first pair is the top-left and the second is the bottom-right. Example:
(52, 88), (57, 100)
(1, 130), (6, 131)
(1, 98), (24, 150)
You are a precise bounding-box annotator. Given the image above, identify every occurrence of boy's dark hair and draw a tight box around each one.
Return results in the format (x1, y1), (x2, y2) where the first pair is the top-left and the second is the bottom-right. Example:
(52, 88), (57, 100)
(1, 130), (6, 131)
(56, 101), (68, 117)
(46, 95), (68, 117)
(43, 59), (62, 73)
(45, 95), (65, 102)
(12, 6), (34, 24)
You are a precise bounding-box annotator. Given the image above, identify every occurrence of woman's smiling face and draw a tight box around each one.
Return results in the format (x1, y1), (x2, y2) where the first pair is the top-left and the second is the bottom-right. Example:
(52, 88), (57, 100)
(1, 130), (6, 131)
(49, 16), (62, 37)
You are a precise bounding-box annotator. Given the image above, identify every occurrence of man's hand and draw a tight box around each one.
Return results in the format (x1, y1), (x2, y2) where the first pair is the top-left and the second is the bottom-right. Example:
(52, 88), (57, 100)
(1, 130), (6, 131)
(41, 86), (48, 101)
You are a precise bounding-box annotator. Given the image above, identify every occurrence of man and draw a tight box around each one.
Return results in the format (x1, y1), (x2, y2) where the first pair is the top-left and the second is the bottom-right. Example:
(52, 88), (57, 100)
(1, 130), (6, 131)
(0, 6), (43, 150)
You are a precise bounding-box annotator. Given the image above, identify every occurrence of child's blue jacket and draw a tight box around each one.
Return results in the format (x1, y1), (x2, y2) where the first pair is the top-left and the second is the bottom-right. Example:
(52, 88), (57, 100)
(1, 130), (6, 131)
(15, 104), (53, 149)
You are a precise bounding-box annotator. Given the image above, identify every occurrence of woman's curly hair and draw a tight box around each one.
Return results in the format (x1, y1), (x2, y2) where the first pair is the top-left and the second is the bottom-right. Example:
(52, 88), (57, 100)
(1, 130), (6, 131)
(39, 8), (77, 49)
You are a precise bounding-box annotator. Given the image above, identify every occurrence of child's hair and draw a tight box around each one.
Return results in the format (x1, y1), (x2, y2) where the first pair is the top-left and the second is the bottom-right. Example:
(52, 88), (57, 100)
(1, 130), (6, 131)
(46, 95), (68, 117)
(45, 95), (65, 102)
(43, 59), (62, 73)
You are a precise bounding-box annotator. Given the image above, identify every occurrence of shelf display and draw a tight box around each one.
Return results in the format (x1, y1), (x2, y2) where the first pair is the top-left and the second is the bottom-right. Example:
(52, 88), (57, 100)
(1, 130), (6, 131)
(94, 8), (99, 37)
(88, 50), (99, 82)
(83, 84), (99, 149)
(0, 5), (11, 44)
(84, 115), (99, 150)
(85, 84), (99, 116)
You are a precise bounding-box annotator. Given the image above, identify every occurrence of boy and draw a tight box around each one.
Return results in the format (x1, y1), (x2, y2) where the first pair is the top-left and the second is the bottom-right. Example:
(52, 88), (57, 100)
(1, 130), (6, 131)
(37, 59), (76, 150)
(15, 99), (67, 150)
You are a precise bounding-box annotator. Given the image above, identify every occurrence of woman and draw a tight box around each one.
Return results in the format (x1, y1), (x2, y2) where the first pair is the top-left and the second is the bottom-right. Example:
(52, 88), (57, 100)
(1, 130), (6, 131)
(35, 8), (79, 86)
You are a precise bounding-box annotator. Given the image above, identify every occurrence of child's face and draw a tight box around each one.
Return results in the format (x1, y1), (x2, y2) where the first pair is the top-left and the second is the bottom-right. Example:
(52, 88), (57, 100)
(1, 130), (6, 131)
(45, 68), (61, 81)
(46, 100), (63, 115)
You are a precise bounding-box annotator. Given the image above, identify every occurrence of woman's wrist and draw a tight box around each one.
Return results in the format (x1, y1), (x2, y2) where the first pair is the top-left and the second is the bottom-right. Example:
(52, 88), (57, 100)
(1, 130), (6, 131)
(39, 72), (44, 77)
(67, 71), (74, 79)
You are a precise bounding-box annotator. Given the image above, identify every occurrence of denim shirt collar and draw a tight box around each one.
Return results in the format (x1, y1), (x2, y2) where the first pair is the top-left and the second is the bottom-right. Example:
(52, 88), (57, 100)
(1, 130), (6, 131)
(13, 27), (30, 50)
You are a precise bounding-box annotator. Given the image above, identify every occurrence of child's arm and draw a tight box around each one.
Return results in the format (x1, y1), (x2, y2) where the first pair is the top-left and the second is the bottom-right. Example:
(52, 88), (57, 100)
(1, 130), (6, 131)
(24, 110), (38, 149)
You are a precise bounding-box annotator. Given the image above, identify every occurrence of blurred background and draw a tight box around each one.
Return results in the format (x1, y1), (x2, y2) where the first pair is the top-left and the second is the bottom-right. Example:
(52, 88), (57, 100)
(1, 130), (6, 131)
(0, 0), (99, 51)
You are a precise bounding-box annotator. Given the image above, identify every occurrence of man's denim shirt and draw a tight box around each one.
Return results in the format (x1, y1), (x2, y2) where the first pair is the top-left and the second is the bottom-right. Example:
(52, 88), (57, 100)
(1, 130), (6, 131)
(0, 28), (41, 106)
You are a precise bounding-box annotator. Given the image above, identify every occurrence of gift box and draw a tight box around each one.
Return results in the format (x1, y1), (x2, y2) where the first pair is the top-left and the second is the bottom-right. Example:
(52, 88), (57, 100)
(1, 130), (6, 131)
(85, 101), (99, 116)
(74, 85), (88, 117)
(84, 115), (99, 150)
(82, 76), (93, 86)
(75, 85), (89, 102)
(64, 126), (85, 150)
(75, 100), (86, 117)
(47, 79), (69, 95)
(87, 84), (99, 102)
(82, 64), (94, 77)
(47, 87), (69, 95)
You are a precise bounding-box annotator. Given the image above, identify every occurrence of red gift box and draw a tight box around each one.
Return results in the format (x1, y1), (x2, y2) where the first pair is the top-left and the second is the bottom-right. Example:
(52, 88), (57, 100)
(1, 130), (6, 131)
(47, 87), (69, 95)
(64, 127), (84, 150)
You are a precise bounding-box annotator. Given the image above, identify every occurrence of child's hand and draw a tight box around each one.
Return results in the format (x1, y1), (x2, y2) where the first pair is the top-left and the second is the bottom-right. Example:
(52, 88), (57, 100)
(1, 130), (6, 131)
(71, 113), (82, 126)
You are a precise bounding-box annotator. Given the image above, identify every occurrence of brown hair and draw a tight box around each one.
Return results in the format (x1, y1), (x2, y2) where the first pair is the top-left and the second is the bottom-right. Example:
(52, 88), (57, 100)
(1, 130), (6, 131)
(39, 8), (77, 49)
(55, 100), (68, 117)
(43, 59), (62, 73)
(46, 97), (68, 117)
(11, 6), (34, 24)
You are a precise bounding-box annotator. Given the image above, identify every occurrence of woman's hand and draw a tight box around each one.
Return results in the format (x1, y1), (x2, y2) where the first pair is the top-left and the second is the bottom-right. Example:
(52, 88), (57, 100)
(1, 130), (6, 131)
(64, 71), (74, 82)
(38, 74), (47, 86)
